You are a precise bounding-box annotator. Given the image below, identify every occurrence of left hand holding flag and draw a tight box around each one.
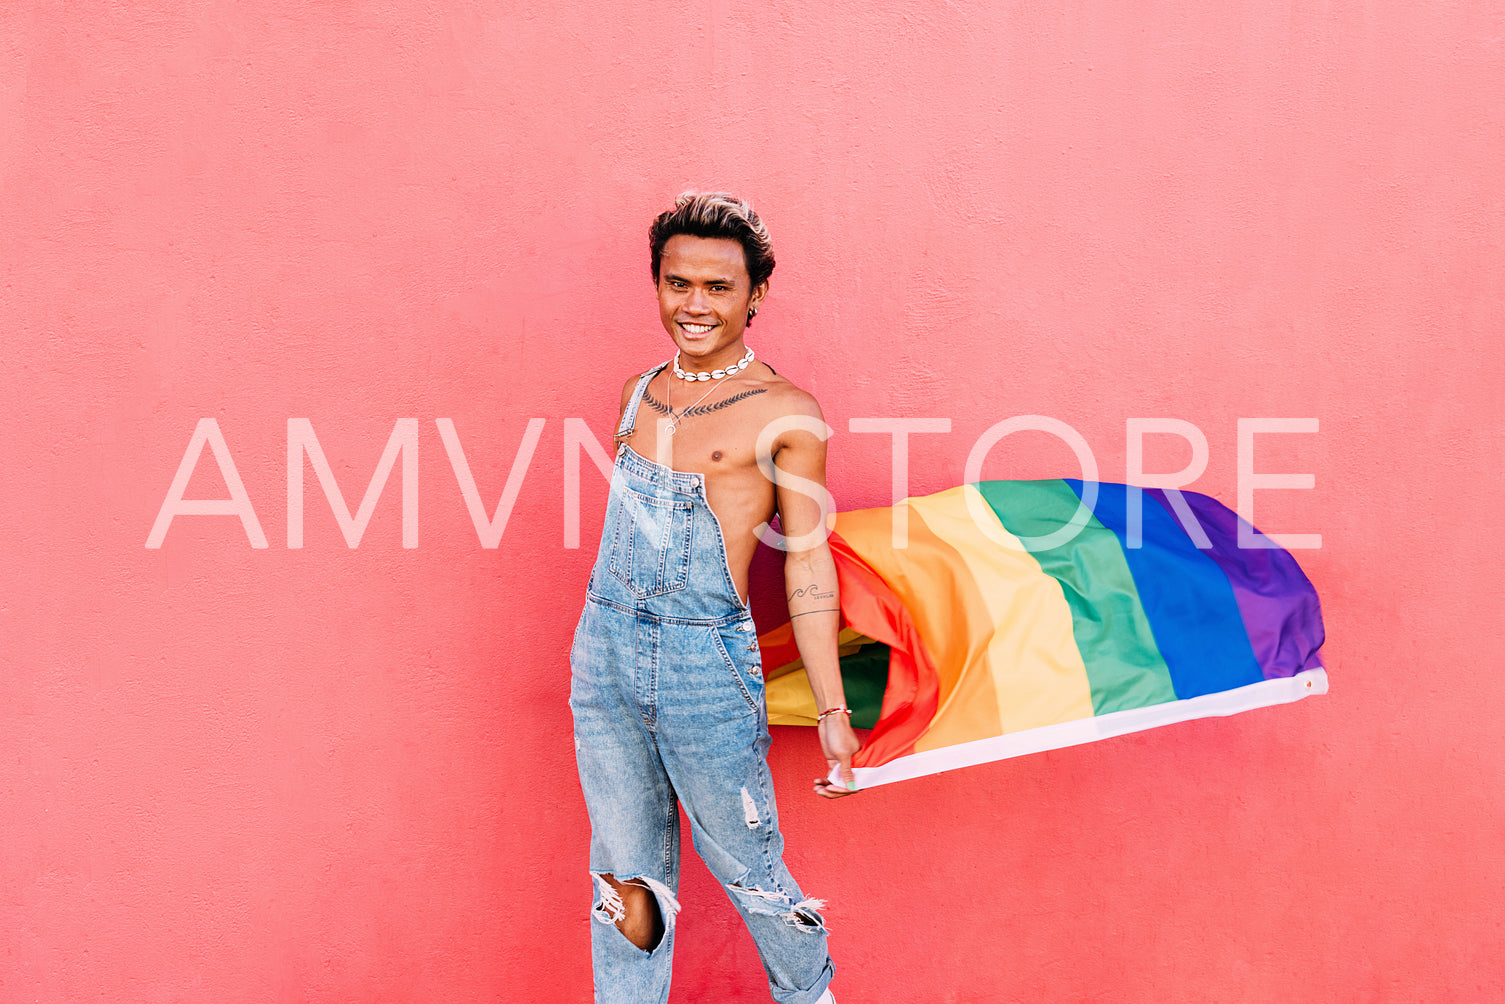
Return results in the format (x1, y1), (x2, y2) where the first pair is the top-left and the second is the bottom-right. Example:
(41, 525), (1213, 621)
(813, 716), (861, 798)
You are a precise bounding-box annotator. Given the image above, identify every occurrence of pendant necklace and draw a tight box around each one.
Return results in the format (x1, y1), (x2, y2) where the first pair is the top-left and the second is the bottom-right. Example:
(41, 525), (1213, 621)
(665, 366), (739, 436)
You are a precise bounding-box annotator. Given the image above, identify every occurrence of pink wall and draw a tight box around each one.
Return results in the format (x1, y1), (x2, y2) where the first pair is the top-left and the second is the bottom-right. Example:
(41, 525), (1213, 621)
(4, 2), (1502, 1000)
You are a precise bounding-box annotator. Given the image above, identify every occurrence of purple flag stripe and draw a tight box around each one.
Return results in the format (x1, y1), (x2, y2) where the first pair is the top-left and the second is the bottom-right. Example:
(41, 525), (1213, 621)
(1147, 489), (1325, 678)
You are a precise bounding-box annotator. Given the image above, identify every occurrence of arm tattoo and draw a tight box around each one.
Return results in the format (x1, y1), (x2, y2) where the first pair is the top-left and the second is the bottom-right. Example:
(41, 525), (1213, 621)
(788, 582), (836, 601)
(643, 386), (768, 418)
(789, 608), (840, 619)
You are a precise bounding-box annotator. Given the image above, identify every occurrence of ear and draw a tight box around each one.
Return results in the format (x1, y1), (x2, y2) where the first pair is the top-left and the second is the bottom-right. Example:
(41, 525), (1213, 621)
(749, 279), (769, 311)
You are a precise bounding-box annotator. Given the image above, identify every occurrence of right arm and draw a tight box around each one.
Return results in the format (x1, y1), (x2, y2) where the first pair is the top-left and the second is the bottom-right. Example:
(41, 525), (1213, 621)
(613, 373), (640, 444)
(618, 374), (638, 420)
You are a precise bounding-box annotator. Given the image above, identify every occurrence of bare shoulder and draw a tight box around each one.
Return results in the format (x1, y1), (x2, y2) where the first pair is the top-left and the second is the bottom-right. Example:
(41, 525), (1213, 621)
(739, 364), (828, 459)
(745, 363), (825, 422)
(619, 372), (641, 414)
(617, 363), (667, 418)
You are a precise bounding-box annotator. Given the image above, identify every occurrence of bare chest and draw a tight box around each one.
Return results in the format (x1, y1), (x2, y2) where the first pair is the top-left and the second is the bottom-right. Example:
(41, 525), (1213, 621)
(625, 378), (777, 514)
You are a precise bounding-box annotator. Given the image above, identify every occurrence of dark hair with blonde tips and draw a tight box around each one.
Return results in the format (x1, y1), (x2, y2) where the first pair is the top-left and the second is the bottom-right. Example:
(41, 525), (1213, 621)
(649, 192), (775, 324)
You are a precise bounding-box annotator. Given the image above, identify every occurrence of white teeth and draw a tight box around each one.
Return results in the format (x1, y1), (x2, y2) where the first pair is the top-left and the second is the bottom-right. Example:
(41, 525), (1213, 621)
(682, 323), (713, 333)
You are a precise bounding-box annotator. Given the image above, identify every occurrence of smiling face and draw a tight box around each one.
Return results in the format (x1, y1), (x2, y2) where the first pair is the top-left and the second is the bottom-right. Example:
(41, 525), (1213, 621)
(655, 234), (768, 368)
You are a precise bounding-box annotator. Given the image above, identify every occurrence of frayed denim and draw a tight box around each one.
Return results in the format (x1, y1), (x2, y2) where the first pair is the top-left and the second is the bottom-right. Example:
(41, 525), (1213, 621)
(568, 366), (835, 1004)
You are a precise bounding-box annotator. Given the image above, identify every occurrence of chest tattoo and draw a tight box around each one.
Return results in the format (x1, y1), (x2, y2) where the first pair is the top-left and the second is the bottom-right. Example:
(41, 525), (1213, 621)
(642, 386), (768, 420)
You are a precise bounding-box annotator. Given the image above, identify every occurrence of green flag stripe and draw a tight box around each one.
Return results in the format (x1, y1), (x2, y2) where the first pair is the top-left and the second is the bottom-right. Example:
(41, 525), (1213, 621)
(836, 642), (891, 730)
(975, 480), (1178, 715)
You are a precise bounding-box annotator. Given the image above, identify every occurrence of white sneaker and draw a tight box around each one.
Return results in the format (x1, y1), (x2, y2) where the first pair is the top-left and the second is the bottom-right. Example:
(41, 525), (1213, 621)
(815, 990), (836, 1004)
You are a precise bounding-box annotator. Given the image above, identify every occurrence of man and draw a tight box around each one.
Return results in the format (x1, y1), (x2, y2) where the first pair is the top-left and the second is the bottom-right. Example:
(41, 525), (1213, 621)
(569, 192), (859, 1004)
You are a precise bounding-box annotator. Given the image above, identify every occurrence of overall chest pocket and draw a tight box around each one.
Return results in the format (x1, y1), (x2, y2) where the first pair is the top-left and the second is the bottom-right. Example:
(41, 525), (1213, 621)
(607, 484), (693, 598)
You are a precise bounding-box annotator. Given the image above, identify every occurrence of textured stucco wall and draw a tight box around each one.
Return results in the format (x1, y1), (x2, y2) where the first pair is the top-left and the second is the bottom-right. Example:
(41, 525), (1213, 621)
(4, 2), (1502, 1000)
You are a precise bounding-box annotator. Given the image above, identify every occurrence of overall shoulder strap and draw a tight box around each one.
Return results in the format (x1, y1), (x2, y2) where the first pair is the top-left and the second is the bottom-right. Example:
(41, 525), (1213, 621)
(614, 361), (670, 441)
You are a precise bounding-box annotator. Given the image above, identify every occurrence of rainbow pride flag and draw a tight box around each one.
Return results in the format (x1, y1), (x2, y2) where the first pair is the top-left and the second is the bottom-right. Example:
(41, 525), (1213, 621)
(758, 481), (1327, 788)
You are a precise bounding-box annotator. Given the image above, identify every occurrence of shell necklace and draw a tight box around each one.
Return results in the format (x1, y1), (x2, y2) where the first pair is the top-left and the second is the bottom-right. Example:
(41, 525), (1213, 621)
(673, 346), (754, 381)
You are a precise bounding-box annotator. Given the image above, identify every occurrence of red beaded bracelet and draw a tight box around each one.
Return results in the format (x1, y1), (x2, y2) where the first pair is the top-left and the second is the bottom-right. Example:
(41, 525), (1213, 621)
(816, 705), (852, 723)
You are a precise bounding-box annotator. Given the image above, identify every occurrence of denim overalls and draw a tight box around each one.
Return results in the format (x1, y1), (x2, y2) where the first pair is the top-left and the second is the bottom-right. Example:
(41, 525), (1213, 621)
(569, 363), (835, 1004)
